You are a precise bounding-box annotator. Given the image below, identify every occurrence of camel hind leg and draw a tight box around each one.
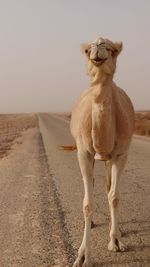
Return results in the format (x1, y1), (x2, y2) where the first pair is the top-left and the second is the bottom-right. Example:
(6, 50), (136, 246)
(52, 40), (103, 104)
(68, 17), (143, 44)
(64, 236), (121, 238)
(107, 154), (127, 252)
(105, 160), (112, 193)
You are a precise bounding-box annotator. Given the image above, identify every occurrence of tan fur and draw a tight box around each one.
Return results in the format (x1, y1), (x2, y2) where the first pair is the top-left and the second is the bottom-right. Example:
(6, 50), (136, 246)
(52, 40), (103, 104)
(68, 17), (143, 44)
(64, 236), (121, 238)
(71, 63), (134, 158)
(84, 204), (92, 217)
(71, 37), (135, 267)
(58, 144), (77, 151)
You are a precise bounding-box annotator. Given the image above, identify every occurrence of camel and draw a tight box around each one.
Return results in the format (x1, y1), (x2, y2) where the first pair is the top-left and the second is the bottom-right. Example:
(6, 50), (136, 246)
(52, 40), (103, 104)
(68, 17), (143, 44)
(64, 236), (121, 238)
(65, 37), (135, 267)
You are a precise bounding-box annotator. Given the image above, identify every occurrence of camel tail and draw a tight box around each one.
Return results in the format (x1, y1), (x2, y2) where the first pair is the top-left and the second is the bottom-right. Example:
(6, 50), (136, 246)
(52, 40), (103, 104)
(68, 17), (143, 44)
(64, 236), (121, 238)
(58, 144), (77, 151)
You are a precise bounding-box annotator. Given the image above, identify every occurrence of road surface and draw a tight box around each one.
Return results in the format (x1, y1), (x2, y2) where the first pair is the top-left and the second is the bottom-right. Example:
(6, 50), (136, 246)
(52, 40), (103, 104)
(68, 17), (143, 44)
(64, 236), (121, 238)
(38, 113), (150, 267)
(0, 113), (150, 267)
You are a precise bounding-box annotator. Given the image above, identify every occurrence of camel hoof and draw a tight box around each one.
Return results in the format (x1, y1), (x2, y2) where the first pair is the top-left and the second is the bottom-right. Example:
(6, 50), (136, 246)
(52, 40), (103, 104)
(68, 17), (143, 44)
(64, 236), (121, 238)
(73, 257), (91, 267)
(108, 239), (127, 252)
(73, 250), (91, 267)
(118, 240), (127, 251)
(108, 240), (119, 252)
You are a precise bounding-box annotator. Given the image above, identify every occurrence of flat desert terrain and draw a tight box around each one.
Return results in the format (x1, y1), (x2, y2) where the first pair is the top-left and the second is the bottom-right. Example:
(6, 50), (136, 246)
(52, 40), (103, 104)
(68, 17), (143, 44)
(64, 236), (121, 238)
(134, 111), (150, 136)
(0, 113), (149, 267)
(0, 114), (38, 158)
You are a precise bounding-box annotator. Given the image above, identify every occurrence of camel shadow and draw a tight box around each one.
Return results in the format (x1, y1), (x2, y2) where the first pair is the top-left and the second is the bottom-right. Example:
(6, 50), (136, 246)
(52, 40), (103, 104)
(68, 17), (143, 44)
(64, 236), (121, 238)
(90, 219), (150, 267)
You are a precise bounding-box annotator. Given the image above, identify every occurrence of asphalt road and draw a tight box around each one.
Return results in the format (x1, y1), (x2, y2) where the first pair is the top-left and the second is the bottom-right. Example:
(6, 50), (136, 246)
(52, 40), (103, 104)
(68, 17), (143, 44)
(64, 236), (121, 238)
(38, 113), (150, 267)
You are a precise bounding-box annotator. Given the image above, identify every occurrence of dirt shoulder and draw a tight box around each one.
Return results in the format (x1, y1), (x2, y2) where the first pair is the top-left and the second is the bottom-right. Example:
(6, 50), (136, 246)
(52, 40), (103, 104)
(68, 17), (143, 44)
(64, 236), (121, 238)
(0, 125), (69, 266)
(0, 114), (38, 158)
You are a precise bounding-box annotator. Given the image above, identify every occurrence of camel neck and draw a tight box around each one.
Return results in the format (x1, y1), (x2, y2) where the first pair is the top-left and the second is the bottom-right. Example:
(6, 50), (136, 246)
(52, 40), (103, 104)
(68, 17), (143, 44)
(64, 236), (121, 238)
(87, 61), (114, 103)
(90, 73), (112, 86)
(91, 79), (113, 104)
(88, 61), (114, 87)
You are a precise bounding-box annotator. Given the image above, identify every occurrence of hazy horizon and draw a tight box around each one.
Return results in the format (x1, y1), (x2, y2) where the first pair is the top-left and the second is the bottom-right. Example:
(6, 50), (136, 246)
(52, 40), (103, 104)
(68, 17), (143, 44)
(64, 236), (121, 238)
(0, 1), (150, 113)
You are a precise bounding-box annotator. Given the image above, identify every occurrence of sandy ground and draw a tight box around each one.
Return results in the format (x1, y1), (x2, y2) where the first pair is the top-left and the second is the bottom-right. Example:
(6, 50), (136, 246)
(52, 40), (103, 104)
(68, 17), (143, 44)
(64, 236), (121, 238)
(134, 111), (150, 136)
(0, 114), (38, 158)
(0, 117), (69, 267)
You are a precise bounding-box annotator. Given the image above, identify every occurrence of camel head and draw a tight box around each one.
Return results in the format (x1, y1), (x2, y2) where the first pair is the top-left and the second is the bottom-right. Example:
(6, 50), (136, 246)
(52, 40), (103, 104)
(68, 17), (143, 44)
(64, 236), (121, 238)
(81, 37), (123, 78)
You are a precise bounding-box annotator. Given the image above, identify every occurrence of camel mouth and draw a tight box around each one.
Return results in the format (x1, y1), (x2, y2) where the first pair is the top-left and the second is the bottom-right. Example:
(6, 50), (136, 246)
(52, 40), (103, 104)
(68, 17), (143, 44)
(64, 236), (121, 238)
(92, 57), (107, 65)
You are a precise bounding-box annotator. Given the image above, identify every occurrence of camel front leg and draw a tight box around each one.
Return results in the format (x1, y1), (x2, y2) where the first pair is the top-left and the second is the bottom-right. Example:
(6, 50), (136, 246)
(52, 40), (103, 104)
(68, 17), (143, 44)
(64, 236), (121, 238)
(73, 151), (94, 267)
(108, 154), (127, 252)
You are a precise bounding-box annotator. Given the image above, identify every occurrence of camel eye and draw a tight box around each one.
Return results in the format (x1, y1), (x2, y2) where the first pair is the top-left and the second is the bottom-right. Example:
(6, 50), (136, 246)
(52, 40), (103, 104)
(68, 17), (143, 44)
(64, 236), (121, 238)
(85, 49), (88, 54)
(106, 48), (114, 55)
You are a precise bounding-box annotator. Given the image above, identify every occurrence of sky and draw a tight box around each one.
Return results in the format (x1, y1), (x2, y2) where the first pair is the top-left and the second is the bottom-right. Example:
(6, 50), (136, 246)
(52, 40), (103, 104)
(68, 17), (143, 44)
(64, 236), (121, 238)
(0, 0), (150, 113)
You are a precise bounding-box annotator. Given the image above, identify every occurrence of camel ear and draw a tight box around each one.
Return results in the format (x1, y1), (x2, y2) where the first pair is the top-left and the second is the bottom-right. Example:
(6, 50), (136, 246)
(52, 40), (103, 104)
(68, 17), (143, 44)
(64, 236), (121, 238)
(80, 43), (90, 55)
(113, 42), (123, 56)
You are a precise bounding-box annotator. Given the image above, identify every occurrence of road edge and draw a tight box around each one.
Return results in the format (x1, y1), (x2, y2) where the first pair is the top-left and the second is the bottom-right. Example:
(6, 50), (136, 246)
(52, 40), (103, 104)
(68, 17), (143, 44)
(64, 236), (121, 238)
(37, 114), (76, 266)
